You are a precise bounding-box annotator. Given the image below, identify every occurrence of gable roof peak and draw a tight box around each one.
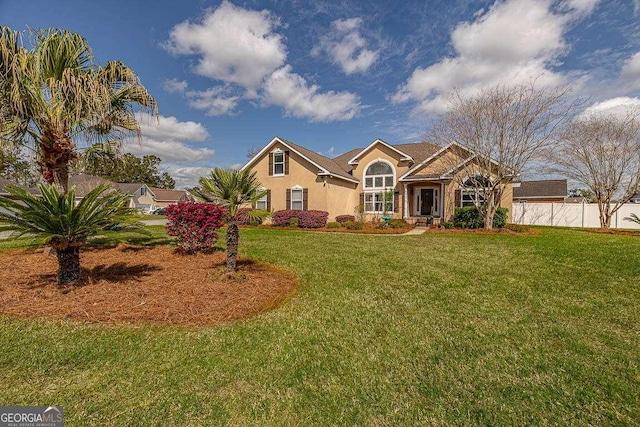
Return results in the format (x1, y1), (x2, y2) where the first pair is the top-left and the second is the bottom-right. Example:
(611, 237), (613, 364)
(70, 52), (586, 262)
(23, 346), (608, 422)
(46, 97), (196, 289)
(347, 138), (414, 165)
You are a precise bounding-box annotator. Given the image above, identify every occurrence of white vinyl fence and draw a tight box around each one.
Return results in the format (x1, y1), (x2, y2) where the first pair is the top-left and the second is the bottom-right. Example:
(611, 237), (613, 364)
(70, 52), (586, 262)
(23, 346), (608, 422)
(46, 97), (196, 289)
(512, 202), (640, 229)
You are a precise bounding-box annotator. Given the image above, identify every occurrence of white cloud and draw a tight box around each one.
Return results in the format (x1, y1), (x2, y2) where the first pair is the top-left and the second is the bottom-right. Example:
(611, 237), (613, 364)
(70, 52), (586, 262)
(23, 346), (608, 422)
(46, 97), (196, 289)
(125, 114), (214, 164)
(137, 113), (209, 142)
(391, 0), (588, 114)
(186, 86), (240, 116)
(582, 97), (640, 118)
(163, 166), (213, 189)
(620, 51), (640, 87)
(562, 0), (600, 15)
(311, 18), (379, 75)
(262, 65), (360, 122)
(125, 138), (215, 163)
(162, 78), (188, 94)
(165, 0), (286, 91)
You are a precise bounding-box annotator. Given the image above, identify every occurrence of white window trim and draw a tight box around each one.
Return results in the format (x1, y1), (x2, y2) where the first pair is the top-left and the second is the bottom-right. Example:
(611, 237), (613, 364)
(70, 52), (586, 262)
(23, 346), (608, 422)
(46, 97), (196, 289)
(272, 148), (285, 177)
(364, 190), (394, 214)
(363, 159), (395, 214)
(255, 188), (268, 210)
(290, 185), (304, 211)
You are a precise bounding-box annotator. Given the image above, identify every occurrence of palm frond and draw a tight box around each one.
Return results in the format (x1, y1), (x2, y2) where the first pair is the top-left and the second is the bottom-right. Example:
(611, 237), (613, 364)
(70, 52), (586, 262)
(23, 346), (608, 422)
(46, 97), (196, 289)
(193, 168), (266, 218)
(0, 182), (146, 248)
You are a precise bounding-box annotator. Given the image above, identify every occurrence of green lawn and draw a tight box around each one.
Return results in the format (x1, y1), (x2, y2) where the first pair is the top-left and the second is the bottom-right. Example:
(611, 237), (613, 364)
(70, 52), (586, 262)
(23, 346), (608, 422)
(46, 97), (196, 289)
(1, 227), (639, 425)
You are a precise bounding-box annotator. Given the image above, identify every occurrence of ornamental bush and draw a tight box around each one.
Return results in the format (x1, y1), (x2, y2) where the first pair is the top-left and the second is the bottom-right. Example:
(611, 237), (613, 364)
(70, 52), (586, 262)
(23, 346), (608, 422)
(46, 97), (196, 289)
(326, 221), (342, 228)
(453, 206), (508, 229)
(388, 218), (408, 228)
(166, 202), (226, 254)
(345, 220), (364, 230)
(272, 210), (328, 228)
(335, 215), (355, 224)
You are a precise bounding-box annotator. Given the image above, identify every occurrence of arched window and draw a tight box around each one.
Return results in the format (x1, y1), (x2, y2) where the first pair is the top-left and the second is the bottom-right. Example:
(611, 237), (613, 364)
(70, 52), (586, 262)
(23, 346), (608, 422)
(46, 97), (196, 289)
(461, 174), (492, 207)
(364, 161), (394, 189)
(363, 160), (395, 213)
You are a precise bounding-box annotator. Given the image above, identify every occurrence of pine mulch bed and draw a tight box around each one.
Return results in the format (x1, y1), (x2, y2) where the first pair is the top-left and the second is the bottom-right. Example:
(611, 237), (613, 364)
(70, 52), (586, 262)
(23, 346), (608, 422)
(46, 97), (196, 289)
(0, 245), (297, 326)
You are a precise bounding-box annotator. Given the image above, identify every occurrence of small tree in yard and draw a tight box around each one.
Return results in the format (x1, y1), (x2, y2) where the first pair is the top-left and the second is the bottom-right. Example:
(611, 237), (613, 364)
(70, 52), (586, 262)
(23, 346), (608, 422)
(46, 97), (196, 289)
(0, 183), (144, 285)
(551, 112), (640, 229)
(430, 83), (577, 229)
(165, 202), (226, 254)
(192, 168), (266, 273)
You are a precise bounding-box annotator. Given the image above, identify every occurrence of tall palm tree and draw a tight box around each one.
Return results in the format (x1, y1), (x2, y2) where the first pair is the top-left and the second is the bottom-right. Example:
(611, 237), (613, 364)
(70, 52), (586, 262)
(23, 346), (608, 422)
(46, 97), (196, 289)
(0, 183), (144, 285)
(0, 27), (156, 191)
(192, 168), (266, 273)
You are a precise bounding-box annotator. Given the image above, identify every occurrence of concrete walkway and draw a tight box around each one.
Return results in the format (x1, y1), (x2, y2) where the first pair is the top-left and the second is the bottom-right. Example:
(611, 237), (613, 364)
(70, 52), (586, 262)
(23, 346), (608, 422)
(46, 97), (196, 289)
(403, 226), (429, 235)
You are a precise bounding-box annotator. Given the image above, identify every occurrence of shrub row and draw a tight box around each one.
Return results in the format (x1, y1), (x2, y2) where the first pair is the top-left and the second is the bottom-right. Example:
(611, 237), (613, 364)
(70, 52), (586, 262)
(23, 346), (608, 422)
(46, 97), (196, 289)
(335, 215), (355, 224)
(272, 210), (328, 228)
(166, 202), (226, 254)
(453, 206), (507, 229)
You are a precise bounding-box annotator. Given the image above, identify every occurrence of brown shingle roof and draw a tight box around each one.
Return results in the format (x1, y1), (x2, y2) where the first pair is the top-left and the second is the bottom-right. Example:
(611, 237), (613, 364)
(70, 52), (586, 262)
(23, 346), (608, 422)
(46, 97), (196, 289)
(280, 138), (357, 182)
(68, 174), (117, 197)
(392, 142), (441, 163)
(148, 187), (189, 202)
(513, 179), (567, 198)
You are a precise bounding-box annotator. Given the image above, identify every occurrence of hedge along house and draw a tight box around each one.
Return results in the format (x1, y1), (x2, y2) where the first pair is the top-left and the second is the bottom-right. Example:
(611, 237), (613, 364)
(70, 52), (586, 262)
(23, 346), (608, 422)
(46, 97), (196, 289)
(242, 137), (514, 223)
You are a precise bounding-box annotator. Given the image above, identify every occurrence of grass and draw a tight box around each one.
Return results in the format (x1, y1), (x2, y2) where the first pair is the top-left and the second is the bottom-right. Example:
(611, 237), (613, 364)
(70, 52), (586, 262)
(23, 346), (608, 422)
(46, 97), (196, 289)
(1, 227), (639, 425)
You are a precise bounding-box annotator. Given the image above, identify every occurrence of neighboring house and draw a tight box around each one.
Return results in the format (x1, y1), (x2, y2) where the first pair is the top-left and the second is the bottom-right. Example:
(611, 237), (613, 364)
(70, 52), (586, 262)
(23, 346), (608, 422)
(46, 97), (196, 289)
(242, 137), (514, 223)
(116, 182), (157, 212)
(148, 187), (192, 207)
(513, 179), (567, 203)
(1, 175), (191, 212)
(69, 175), (190, 211)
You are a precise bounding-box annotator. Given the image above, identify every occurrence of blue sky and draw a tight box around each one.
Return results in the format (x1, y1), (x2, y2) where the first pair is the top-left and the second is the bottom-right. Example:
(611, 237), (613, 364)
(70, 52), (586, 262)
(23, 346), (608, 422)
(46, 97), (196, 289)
(2, 0), (639, 187)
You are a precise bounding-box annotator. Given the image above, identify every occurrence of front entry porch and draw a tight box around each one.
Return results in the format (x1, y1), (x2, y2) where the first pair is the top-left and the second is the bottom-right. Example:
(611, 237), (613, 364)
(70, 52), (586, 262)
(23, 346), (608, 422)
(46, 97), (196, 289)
(401, 181), (447, 224)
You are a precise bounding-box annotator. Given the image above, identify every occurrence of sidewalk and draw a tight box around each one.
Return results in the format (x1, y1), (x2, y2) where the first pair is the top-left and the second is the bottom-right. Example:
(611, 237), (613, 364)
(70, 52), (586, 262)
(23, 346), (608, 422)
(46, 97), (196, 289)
(403, 226), (428, 235)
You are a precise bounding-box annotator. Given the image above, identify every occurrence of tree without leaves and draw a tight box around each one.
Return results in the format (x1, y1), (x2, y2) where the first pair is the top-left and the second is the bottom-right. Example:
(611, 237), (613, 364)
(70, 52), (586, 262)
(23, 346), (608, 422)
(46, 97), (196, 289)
(551, 112), (640, 228)
(429, 83), (578, 229)
(192, 168), (266, 273)
(0, 183), (146, 285)
(0, 27), (157, 192)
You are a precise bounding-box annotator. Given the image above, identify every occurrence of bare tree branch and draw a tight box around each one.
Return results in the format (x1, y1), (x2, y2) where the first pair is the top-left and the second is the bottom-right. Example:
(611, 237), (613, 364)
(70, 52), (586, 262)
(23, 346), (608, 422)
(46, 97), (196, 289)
(428, 82), (579, 229)
(550, 111), (640, 228)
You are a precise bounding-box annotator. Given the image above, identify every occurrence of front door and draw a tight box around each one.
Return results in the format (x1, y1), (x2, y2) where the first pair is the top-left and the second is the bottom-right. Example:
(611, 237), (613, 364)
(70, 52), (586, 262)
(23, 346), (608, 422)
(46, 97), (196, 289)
(420, 189), (434, 216)
(415, 187), (439, 216)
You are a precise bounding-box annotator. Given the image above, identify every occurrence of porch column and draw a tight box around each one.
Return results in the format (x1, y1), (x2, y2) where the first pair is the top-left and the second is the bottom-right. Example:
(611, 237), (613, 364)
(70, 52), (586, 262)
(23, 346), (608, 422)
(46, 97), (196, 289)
(403, 183), (408, 219)
(440, 182), (444, 219)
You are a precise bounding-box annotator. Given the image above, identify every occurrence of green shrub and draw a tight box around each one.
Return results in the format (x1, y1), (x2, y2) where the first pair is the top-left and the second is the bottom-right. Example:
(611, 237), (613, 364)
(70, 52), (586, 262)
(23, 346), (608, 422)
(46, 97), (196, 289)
(388, 219), (408, 228)
(453, 207), (508, 229)
(345, 221), (364, 230)
(326, 221), (342, 228)
(443, 221), (454, 229)
(289, 217), (299, 227)
(504, 223), (530, 232)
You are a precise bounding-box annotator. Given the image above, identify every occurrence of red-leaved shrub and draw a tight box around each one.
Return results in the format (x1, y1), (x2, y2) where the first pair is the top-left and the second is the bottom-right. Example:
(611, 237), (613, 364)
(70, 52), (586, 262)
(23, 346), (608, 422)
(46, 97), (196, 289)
(166, 202), (226, 254)
(335, 215), (355, 224)
(272, 210), (328, 228)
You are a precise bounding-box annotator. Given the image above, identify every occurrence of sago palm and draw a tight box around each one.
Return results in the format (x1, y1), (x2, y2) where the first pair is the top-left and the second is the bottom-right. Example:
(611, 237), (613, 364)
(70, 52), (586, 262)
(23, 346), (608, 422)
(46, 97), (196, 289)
(192, 168), (266, 272)
(0, 27), (156, 191)
(0, 183), (144, 285)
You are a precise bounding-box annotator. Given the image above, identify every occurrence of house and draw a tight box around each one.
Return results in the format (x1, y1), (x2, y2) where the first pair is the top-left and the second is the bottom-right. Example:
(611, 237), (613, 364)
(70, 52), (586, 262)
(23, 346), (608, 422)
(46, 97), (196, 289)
(1, 175), (191, 212)
(116, 182), (157, 212)
(242, 137), (514, 223)
(147, 187), (192, 207)
(513, 179), (567, 203)
(69, 175), (190, 211)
